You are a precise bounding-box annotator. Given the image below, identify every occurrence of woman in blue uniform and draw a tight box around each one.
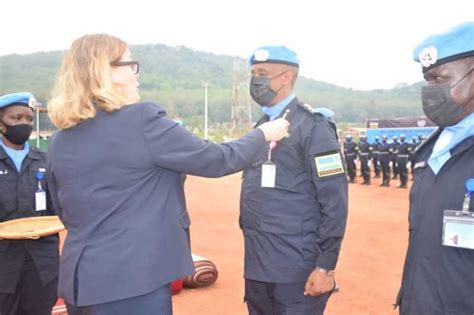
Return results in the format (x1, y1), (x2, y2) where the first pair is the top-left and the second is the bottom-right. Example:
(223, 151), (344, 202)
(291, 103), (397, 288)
(0, 92), (59, 315)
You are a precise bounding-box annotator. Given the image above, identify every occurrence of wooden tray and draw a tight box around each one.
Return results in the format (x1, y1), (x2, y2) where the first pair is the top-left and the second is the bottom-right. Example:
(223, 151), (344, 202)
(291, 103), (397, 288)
(0, 216), (65, 240)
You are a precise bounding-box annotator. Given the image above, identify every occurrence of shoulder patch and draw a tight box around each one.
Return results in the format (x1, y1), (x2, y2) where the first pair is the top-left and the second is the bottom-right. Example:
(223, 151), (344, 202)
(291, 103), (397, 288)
(314, 151), (345, 177)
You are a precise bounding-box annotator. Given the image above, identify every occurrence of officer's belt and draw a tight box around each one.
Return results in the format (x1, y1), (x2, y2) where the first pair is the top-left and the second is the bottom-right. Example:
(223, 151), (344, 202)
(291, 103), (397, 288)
(397, 154), (409, 158)
(359, 153), (369, 156)
(345, 153), (356, 156)
(373, 151), (379, 154)
(379, 152), (389, 155)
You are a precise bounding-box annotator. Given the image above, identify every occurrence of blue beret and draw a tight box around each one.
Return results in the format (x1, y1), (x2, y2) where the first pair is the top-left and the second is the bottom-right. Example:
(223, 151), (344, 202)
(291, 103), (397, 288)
(249, 45), (300, 67)
(413, 22), (474, 72)
(0, 92), (36, 110)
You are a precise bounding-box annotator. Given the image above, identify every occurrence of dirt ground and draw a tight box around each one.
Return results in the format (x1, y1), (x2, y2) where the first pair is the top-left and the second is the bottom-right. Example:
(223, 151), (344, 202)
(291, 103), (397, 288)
(172, 173), (410, 315)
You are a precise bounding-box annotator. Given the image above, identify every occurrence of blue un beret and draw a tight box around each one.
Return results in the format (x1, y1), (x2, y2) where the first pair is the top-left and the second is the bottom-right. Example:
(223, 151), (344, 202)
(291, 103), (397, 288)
(413, 22), (474, 72)
(0, 92), (36, 110)
(249, 45), (300, 68)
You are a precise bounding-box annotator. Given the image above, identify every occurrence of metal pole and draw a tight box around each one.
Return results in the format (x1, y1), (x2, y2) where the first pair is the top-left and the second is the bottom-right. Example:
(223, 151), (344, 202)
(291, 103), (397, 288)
(204, 82), (208, 140)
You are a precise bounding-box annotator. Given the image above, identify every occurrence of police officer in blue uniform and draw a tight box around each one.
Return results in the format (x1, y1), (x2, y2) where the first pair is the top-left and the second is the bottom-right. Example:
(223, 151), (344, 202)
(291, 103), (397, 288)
(241, 46), (348, 314)
(343, 135), (358, 183)
(371, 136), (381, 178)
(0, 92), (59, 315)
(409, 136), (418, 179)
(396, 135), (412, 188)
(397, 22), (474, 314)
(358, 135), (371, 185)
(378, 135), (392, 187)
(390, 135), (399, 179)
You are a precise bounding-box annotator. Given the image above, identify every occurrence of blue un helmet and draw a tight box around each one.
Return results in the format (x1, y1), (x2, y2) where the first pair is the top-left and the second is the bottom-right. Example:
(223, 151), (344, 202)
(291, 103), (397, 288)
(400, 134), (406, 142)
(360, 135), (367, 142)
(374, 136), (380, 143)
(412, 136), (418, 143)
(382, 135), (388, 142)
(393, 135), (399, 142)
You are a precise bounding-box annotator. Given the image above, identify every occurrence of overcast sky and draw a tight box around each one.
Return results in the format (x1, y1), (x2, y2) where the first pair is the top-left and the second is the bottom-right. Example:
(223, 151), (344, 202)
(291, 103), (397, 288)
(1, 0), (472, 90)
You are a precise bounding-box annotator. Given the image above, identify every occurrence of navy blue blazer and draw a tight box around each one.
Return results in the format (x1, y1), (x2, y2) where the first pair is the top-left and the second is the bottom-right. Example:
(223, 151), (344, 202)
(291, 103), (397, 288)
(46, 102), (266, 306)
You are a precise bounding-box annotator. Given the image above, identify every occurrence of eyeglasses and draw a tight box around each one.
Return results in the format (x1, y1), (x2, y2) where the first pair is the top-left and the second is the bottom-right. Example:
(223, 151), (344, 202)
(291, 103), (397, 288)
(110, 61), (140, 75)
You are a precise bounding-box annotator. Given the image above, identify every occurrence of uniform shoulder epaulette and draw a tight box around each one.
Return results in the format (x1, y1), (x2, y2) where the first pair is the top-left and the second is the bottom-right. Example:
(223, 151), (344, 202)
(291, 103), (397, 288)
(30, 146), (47, 154)
(297, 103), (324, 118)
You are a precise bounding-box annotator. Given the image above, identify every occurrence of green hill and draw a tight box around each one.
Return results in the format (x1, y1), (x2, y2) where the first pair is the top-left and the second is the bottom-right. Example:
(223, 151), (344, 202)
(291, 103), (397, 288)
(0, 44), (425, 124)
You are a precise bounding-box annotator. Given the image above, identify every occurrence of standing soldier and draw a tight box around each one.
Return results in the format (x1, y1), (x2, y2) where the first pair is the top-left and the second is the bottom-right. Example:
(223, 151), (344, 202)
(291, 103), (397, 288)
(396, 135), (412, 188)
(343, 134), (358, 183)
(390, 136), (400, 179)
(378, 135), (392, 187)
(372, 136), (381, 178)
(358, 135), (371, 185)
(409, 136), (419, 179)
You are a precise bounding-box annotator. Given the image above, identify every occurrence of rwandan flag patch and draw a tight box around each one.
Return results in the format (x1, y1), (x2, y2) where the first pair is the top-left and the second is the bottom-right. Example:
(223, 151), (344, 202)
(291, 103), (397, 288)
(314, 152), (344, 177)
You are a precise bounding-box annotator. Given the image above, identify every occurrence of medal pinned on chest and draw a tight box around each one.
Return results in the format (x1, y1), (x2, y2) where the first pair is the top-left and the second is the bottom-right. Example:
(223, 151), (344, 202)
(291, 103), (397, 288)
(35, 168), (47, 211)
(261, 109), (290, 188)
(442, 178), (474, 250)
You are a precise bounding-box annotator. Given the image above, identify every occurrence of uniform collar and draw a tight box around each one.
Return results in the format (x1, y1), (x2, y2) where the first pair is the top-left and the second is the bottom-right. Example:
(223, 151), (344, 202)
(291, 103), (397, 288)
(0, 139), (31, 172)
(450, 135), (474, 157)
(262, 93), (296, 120)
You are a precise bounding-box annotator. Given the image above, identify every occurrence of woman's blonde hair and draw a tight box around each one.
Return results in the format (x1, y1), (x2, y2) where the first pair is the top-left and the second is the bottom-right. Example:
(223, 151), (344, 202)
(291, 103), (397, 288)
(48, 34), (131, 129)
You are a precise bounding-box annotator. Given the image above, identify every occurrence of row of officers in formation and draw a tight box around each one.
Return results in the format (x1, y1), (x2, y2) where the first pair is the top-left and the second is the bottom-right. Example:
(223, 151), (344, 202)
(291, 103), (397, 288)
(343, 134), (427, 188)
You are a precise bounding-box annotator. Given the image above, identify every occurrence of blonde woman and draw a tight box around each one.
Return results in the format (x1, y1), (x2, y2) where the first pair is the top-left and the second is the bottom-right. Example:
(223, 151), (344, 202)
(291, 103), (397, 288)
(47, 34), (289, 315)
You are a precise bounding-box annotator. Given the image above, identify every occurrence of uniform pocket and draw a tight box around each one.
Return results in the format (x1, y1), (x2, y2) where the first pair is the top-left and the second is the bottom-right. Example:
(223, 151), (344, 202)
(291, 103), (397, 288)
(256, 217), (305, 268)
(258, 217), (303, 235)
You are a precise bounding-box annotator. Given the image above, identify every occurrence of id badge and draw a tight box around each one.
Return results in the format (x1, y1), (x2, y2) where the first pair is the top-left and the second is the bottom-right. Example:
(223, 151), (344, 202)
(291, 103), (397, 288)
(35, 191), (47, 211)
(261, 161), (276, 188)
(442, 210), (474, 250)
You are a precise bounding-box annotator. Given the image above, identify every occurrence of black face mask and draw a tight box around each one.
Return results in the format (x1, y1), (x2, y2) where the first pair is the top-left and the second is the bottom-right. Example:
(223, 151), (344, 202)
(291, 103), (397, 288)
(422, 69), (473, 128)
(249, 71), (287, 107)
(1, 122), (33, 145)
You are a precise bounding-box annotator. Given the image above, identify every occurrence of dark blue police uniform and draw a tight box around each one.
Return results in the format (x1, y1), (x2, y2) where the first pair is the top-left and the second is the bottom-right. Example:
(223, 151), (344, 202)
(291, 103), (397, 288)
(358, 138), (371, 185)
(378, 137), (392, 187)
(396, 137), (412, 188)
(409, 137), (419, 179)
(371, 138), (381, 178)
(397, 21), (474, 314)
(240, 98), (348, 314)
(390, 138), (400, 179)
(397, 130), (474, 314)
(343, 137), (358, 183)
(0, 93), (59, 315)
